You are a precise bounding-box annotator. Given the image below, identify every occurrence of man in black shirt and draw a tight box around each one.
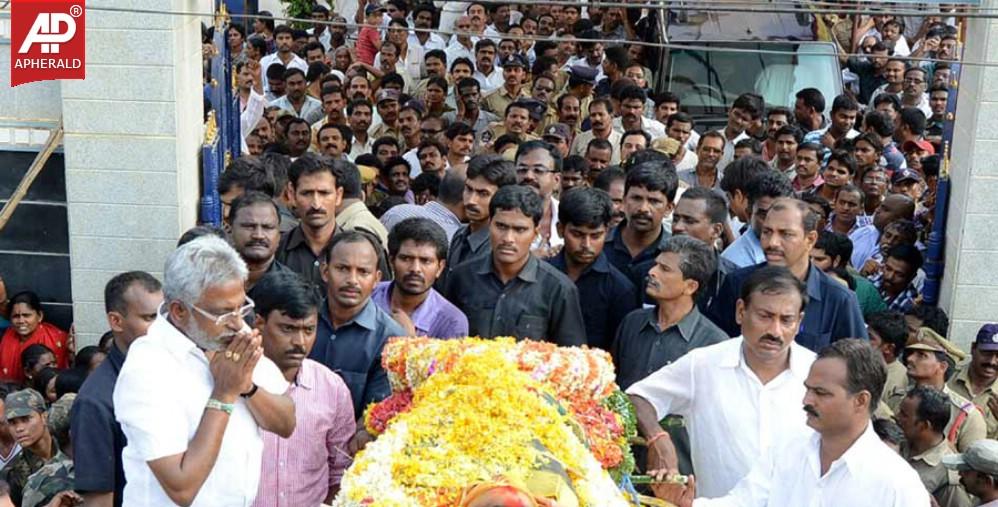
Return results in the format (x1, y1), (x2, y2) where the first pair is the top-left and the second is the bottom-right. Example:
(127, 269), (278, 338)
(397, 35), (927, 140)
(604, 162), (678, 298)
(276, 154), (343, 289)
(71, 271), (164, 507)
(671, 187), (738, 312)
(447, 156), (517, 270)
(228, 192), (295, 296)
(446, 185), (586, 346)
(548, 187), (638, 351)
(612, 235), (728, 390)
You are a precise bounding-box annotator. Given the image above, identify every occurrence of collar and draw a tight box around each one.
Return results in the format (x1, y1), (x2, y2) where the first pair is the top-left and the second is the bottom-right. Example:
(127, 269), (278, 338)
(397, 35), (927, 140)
(720, 336), (813, 379)
(108, 340), (126, 374)
(149, 313), (203, 362)
(284, 223), (309, 252)
(477, 253), (539, 283)
(834, 422), (883, 474)
(954, 364), (996, 394)
(321, 298), (378, 331)
(549, 250), (612, 276)
(909, 437), (952, 467)
(467, 225), (491, 249)
(803, 263), (824, 302)
(642, 305), (702, 341)
(292, 359), (314, 390)
(338, 201), (368, 222)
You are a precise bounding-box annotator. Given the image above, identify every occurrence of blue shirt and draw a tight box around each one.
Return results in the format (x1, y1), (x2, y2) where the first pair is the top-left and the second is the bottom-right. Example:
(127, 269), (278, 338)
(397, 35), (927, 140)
(547, 251), (639, 351)
(370, 281), (469, 339)
(603, 222), (672, 302)
(721, 228), (766, 268)
(311, 299), (406, 417)
(825, 217), (881, 270)
(705, 262), (869, 352)
(71, 342), (127, 507)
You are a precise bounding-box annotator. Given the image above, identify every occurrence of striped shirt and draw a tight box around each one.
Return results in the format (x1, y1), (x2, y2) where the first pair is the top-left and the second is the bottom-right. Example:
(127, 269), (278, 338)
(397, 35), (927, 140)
(252, 359), (356, 507)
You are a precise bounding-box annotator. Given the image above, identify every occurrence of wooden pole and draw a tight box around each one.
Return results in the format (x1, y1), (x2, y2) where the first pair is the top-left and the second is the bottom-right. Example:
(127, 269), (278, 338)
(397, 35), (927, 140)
(0, 122), (64, 231)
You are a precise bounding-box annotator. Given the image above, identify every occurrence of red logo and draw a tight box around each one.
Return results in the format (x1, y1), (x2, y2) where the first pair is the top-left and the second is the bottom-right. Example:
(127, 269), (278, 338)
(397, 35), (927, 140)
(10, 0), (86, 87)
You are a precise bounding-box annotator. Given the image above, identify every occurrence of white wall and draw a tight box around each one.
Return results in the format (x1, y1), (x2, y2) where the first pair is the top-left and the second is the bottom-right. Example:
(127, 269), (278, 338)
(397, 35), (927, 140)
(941, 0), (998, 349)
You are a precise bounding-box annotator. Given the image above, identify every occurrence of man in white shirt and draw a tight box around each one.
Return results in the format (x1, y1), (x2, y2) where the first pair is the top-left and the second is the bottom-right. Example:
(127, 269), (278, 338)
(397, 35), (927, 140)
(114, 236), (296, 507)
(259, 25), (308, 95)
(714, 93), (763, 170)
(514, 140), (563, 253)
(613, 85), (666, 139)
(627, 265), (816, 498)
(472, 39), (504, 94)
(656, 339), (930, 507)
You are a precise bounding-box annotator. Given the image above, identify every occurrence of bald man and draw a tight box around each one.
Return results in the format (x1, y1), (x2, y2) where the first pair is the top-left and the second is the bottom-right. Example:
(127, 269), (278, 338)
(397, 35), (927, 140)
(873, 194), (916, 233)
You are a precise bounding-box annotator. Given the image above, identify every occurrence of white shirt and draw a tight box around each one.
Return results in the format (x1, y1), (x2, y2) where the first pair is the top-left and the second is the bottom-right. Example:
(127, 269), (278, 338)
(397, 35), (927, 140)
(240, 89), (266, 155)
(473, 67), (505, 94)
(114, 315), (289, 507)
(626, 337), (816, 498)
(675, 149), (698, 172)
(445, 40), (475, 69)
(408, 32), (447, 53)
(694, 423), (931, 507)
(714, 128), (749, 171)
(259, 53), (308, 94)
(612, 116), (666, 139)
(532, 196), (562, 250)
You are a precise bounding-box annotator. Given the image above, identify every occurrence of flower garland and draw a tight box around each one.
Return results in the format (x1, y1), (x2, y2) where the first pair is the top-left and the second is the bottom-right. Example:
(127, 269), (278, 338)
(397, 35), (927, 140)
(335, 337), (637, 506)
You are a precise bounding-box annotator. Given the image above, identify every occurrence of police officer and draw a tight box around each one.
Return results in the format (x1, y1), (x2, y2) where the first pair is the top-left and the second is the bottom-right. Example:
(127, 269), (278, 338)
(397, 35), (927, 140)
(948, 323), (998, 439)
(481, 54), (531, 117)
(904, 328), (988, 452)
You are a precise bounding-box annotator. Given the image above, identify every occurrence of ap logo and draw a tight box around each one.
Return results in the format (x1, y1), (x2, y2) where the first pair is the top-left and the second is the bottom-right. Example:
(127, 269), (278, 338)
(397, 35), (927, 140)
(18, 12), (78, 54)
(10, 0), (86, 87)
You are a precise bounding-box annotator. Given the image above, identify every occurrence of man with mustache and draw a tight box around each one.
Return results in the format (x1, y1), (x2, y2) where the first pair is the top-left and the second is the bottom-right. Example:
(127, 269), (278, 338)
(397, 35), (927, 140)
(655, 339), (929, 506)
(270, 68), (324, 125)
(903, 328), (987, 453)
(627, 266), (816, 498)
(229, 192), (296, 294)
(446, 156), (517, 282)
(603, 163), (677, 299)
(826, 184), (879, 269)
(309, 231), (404, 457)
(317, 123), (351, 160)
(114, 236), (295, 506)
(346, 99), (373, 162)
(260, 25), (307, 95)
(283, 118), (312, 159)
(277, 154), (344, 289)
(570, 99), (622, 166)
(481, 54), (530, 117)
(252, 272), (355, 506)
(372, 218), (468, 339)
(445, 185), (586, 347)
(709, 198), (868, 352)
(547, 188), (637, 351)
(613, 85), (666, 139)
(948, 324), (998, 439)
(720, 169), (792, 268)
(514, 141), (562, 254)
(895, 386), (974, 507)
(671, 187), (738, 312)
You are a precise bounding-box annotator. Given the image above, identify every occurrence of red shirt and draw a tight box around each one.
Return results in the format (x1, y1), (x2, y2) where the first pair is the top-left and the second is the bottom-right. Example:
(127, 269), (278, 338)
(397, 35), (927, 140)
(0, 322), (70, 383)
(355, 27), (380, 65)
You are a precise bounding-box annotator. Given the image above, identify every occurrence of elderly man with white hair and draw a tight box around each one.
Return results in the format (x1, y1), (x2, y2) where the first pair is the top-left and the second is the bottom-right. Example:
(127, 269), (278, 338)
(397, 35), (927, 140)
(113, 236), (296, 507)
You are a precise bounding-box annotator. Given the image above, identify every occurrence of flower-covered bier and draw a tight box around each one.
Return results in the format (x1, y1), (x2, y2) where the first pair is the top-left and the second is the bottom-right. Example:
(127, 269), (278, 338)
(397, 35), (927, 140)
(336, 342), (631, 507)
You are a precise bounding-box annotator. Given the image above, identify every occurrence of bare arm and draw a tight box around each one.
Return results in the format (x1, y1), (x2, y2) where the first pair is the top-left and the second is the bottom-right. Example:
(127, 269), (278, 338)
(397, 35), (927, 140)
(245, 390), (296, 438)
(629, 394), (680, 476)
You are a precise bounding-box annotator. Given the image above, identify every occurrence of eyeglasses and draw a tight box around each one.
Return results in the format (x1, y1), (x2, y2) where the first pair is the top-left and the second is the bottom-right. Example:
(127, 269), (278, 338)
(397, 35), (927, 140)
(421, 128), (442, 135)
(904, 78), (925, 85)
(190, 297), (255, 327)
(516, 165), (557, 176)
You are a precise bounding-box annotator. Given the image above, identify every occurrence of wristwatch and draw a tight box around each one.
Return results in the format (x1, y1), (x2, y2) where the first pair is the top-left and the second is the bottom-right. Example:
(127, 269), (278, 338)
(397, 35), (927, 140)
(241, 383), (259, 399)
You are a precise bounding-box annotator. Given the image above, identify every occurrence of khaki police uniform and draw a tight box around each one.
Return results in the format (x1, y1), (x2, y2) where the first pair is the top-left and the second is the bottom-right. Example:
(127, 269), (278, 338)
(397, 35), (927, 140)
(906, 438), (973, 507)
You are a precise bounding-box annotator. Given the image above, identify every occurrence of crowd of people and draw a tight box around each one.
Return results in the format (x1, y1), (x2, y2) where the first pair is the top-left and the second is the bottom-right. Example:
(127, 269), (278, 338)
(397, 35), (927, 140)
(0, 1), (991, 506)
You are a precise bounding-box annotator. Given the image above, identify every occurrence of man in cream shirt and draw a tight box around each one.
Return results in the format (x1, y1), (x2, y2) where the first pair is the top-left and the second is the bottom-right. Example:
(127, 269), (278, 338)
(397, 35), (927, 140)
(114, 236), (295, 506)
(628, 265), (815, 498)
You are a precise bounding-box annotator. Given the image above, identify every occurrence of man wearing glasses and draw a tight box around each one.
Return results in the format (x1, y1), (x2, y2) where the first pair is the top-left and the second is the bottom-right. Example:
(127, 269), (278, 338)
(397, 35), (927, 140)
(113, 236), (295, 506)
(513, 141), (563, 255)
(901, 67), (933, 118)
